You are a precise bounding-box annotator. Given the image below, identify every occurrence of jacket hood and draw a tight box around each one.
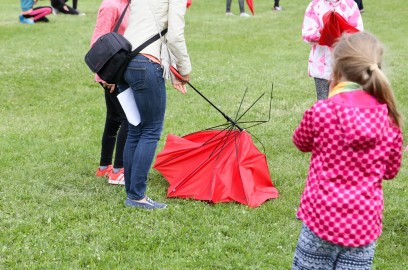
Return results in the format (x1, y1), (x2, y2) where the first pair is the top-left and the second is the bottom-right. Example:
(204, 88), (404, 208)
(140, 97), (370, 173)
(330, 91), (388, 150)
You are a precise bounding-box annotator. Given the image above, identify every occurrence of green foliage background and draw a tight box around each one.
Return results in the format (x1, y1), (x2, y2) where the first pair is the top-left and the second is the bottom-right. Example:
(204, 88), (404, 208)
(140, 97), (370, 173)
(0, 0), (407, 269)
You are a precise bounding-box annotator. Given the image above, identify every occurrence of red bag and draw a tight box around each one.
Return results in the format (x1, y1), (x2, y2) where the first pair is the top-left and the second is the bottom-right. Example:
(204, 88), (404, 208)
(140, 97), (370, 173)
(319, 11), (359, 47)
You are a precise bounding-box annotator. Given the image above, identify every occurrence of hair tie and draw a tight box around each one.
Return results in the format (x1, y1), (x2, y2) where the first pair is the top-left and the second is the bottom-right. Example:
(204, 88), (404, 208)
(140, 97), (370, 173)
(369, 64), (379, 72)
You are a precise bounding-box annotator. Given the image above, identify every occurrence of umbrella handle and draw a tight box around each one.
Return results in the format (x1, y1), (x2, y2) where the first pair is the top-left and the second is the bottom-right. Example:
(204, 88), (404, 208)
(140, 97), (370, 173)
(170, 66), (186, 82)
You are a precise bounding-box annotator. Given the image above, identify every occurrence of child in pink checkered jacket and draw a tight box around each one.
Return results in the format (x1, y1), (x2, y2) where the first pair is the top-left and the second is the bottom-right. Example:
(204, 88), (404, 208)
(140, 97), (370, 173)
(292, 32), (403, 269)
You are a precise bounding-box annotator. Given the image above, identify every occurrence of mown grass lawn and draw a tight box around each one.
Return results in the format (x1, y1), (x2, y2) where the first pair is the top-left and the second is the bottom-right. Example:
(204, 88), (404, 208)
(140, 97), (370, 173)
(1, 0), (407, 269)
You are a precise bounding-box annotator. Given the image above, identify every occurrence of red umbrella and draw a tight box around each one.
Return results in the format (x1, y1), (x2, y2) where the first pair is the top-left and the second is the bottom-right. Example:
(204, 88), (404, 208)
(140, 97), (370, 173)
(154, 129), (279, 208)
(246, 0), (254, 15)
(153, 67), (278, 208)
(319, 11), (359, 47)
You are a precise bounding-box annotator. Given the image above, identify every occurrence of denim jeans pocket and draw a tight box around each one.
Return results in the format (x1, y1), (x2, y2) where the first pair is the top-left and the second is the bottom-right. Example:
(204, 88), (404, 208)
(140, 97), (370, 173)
(125, 67), (146, 90)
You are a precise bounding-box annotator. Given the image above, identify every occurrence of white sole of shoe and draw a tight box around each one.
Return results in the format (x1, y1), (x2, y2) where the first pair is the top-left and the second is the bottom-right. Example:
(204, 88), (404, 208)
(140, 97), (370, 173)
(108, 179), (125, 185)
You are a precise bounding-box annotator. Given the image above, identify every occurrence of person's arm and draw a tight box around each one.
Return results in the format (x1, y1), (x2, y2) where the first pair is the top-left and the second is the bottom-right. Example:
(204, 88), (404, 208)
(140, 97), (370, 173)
(90, 4), (119, 46)
(167, 0), (191, 93)
(384, 127), (403, 180)
(167, 0), (191, 77)
(293, 108), (315, 152)
(302, 3), (321, 43)
(90, 2), (122, 87)
(347, 1), (364, 31)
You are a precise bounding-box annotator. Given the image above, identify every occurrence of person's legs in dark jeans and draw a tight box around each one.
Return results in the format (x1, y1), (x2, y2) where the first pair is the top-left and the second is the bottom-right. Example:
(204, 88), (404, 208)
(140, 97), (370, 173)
(121, 55), (166, 201)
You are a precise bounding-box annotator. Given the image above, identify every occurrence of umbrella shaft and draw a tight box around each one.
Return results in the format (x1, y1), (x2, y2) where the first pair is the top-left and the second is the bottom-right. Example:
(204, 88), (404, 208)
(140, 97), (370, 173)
(187, 82), (243, 131)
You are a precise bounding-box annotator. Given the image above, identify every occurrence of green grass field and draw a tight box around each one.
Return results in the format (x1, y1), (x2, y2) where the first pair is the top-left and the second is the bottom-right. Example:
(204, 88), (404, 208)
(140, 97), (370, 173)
(1, 0), (407, 269)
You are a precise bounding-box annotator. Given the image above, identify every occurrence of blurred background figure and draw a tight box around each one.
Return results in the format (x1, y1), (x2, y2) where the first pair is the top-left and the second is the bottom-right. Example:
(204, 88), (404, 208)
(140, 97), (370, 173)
(51, 0), (85, 15)
(302, 0), (363, 100)
(273, 0), (282, 11)
(354, 0), (364, 13)
(226, 0), (250, 17)
(20, 0), (52, 24)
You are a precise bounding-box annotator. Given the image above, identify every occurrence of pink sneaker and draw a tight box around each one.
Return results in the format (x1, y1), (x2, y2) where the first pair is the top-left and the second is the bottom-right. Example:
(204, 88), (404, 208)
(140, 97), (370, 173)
(108, 168), (125, 185)
(95, 165), (112, 177)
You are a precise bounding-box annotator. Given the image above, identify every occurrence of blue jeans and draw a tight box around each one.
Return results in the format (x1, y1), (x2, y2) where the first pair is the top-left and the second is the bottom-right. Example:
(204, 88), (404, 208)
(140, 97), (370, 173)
(118, 55), (166, 200)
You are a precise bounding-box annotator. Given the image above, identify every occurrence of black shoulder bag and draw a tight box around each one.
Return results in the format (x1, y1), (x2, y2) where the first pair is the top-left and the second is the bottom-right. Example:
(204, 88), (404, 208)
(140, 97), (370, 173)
(84, 3), (167, 84)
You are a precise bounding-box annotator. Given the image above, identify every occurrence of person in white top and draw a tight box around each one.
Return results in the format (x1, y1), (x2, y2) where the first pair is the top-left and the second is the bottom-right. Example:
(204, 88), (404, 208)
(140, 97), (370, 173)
(302, 0), (363, 100)
(118, 0), (191, 209)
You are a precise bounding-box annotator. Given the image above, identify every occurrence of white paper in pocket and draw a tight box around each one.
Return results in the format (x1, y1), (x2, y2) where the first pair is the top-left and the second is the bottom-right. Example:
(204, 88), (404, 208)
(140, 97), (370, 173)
(117, 88), (141, 126)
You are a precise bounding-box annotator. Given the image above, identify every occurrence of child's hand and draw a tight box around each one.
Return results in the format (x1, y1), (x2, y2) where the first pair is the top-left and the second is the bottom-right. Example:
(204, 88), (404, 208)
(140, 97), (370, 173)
(102, 82), (116, 93)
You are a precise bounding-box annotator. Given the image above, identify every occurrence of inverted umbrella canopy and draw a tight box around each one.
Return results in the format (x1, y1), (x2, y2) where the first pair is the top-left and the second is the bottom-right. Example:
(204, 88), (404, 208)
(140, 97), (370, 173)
(153, 129), (279, 208)
(246, 0), (254, 15)
(160, 67), (278, 207)
(319, 11), (359, 47)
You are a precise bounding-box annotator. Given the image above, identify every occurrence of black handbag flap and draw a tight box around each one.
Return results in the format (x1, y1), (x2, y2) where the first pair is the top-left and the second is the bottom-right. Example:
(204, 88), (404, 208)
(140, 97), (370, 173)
(85, 32), (132, 73)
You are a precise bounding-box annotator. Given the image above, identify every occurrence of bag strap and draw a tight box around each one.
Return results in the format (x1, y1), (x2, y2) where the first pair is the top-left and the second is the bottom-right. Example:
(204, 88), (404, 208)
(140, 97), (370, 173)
(113, 2), (130, 33)
(113, 2), (168, 59)
(129, 28), (168, 58)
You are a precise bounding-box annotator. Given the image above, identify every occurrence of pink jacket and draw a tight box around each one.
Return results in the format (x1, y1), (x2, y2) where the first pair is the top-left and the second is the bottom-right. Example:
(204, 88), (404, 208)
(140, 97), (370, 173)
(302, 0), (363, 80)
(90, 0), (130, 82)
(293, 90), (403, 247)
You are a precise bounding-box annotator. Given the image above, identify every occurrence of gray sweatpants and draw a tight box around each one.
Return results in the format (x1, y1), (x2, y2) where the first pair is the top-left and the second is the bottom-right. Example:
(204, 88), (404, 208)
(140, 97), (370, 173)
(226, 0), (245, 13)
(314, 77), (330, 100)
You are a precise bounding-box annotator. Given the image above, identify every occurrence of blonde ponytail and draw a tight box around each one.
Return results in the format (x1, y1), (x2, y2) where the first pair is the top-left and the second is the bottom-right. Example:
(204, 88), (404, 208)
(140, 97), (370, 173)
(332, 32), (402, 127)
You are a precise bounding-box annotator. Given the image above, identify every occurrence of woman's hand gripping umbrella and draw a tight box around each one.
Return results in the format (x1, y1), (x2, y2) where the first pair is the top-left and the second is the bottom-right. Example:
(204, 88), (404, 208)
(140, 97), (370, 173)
(171, 66), (189, 94)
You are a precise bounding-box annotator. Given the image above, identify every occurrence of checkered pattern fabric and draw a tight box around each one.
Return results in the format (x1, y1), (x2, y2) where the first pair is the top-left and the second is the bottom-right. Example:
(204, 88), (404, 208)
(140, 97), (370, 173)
(293, 91), (403, 247)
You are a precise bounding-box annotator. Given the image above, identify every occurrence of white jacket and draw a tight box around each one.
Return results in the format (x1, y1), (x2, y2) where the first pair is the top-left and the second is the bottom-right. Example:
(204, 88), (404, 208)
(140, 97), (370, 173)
(302, 0), (363, 80)
(124, 0), (191, 76)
